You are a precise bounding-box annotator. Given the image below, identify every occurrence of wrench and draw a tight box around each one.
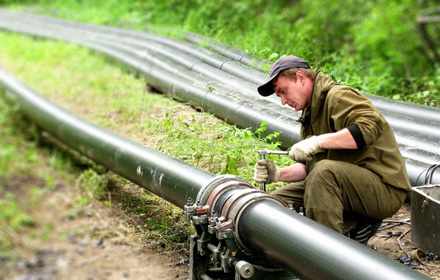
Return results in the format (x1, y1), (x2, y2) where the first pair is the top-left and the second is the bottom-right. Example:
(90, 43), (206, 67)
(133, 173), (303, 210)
(257, 149), (289, 192)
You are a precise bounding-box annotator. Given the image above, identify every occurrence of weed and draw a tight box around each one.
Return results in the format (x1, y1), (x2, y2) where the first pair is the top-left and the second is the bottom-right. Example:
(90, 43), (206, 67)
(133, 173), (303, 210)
(28, 186), (47, 208)
(0, 144), (15, 177)
(44, 175), (57, 190)
(77, 168), (109, 200)
(41, 222), (54, 240)
(0, 197), (34, 231)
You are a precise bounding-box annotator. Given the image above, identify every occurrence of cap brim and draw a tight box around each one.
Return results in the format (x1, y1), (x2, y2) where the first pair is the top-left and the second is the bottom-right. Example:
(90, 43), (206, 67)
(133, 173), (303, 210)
(257, 77), (276, 96)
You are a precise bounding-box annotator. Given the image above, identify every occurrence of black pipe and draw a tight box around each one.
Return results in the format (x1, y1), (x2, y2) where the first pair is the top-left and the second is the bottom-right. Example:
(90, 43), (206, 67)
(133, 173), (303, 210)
(181, 31), (270, 72)
(237, 199), (432, 280)
(1, 11), (439, 185)
(192, 178), (433, 280)
(0, 67), (213, 208)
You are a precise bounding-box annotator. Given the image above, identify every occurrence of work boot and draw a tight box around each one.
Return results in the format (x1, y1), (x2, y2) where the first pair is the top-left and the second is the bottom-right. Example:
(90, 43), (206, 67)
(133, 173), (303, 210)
(349, 217), (383, 245)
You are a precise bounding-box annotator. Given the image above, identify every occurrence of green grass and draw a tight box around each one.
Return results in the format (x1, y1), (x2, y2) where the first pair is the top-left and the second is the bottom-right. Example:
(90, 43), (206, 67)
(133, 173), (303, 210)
(0, 31), (291, 183)
(0, 97), (76, 251)
(0, 30), (292, 252)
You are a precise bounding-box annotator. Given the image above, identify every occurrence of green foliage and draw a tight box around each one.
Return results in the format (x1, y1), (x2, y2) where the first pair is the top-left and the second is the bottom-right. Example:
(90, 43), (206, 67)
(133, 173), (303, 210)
(77, 168), (109, 200)
(15, 0), (437, 102)
(0, 144), (15, 177)
(0, 0), (32, 5)
(147, 107), (288, 185)
(44, 175), (57, 190)
(0, 195), (34, 231)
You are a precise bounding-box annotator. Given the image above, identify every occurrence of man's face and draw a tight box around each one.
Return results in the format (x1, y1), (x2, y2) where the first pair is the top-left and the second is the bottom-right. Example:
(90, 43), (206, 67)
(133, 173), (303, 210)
(273, 74), (311, 111)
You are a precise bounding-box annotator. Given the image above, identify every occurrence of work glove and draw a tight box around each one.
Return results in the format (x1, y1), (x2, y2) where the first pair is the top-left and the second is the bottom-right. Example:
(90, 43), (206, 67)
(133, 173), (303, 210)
(254, 159), (281, 184)
(288, 136), (324, 162)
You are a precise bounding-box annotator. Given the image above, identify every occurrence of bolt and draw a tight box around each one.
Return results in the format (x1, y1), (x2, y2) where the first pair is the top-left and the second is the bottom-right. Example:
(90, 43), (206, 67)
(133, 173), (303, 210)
(244, 268), (251, 275)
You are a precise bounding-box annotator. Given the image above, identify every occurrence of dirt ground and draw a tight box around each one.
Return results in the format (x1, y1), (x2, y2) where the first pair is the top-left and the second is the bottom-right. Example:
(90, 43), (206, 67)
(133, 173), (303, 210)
(369, 204), (440, 279)
(0, 175), (189, 280)
(2, 173), (440, 280)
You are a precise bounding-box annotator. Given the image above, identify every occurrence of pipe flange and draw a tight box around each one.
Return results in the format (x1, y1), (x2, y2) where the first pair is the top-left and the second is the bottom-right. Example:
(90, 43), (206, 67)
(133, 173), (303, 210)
(220, 188), (262, 219)
(205, 180), (251, 216)
(196, 174), (249, 206)
(228, 192), (275, 224)
(233, 193), (287, 254)
(212, 191), (274, 256)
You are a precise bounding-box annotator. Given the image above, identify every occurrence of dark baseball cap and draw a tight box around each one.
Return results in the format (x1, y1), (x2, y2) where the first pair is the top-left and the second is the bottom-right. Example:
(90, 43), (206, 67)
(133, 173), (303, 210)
(257, 55), (310, 96)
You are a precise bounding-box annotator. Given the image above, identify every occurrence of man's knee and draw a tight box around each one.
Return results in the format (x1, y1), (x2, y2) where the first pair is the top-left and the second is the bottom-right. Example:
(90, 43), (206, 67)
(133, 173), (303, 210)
(306, 160), (342, 189)
(309, 160), (342, 177)
(271, 188), (285, 200)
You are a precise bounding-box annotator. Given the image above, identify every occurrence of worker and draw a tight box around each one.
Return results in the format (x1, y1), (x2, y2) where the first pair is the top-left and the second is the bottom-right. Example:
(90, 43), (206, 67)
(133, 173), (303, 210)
(254, 55), (412, 244)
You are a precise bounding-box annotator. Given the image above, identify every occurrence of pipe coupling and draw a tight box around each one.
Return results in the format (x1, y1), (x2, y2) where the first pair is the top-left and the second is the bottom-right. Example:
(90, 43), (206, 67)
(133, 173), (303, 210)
(185, 175), (287, 255)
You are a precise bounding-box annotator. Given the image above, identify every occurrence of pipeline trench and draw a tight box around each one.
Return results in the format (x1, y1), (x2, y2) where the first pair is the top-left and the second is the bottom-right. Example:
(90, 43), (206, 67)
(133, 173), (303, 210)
(0, 9), (439, 280)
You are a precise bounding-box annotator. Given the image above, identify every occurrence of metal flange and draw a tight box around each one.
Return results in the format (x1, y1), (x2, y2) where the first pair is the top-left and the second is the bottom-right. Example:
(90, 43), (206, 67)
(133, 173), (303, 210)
(196, 174), (249, 207)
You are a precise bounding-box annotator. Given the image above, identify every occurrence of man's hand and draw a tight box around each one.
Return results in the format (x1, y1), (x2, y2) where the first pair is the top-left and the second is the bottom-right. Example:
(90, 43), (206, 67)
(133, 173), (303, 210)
(288, 136), (324, 161)
(254, 159), (281, 184)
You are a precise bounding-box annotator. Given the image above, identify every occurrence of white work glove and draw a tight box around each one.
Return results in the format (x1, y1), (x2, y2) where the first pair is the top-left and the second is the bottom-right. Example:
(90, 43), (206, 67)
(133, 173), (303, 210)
(288, 136), (324, 162)
(254, 159), (281, 184)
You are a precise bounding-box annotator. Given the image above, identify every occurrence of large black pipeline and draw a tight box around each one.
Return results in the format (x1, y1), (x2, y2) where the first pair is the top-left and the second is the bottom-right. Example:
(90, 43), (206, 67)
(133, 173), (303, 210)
(1, 10), (439, 134)
(1, 10), (439, 185)
(0, 10), (439, 185)
(237, 199), (428, 280)
(0, 67), (212, 208)
(16, 9), (439, 126)
(0, 10), (440, 140)
(0, 66), (432, 280)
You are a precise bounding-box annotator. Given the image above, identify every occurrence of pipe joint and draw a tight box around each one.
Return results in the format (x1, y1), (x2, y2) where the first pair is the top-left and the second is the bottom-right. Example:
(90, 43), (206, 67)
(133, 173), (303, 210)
(185, 175), (289, 278)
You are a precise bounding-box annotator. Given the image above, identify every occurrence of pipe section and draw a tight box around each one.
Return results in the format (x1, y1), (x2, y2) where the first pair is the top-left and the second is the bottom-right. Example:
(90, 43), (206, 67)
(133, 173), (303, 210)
(0, 9), (439, 185)
(237, 200), (432, 280)
(181, 31), (270, 72)
(187, 173), (433, 280)
(0, 67), (213, 208)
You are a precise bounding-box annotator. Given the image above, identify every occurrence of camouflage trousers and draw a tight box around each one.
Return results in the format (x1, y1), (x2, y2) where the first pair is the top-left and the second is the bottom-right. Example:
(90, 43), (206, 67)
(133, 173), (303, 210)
(271, 159), (408, 234)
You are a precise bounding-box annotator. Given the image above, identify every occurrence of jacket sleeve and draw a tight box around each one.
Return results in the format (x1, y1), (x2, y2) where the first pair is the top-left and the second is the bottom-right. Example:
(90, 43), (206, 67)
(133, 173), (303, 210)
(329, 87), (386, 146)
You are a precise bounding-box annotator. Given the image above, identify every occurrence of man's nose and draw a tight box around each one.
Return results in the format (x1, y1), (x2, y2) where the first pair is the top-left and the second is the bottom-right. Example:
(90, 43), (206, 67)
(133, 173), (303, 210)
(280, 96), (287, 105)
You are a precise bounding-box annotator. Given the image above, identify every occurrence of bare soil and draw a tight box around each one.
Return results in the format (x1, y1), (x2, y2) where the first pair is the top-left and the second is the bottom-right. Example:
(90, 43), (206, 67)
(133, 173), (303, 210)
(0, 175), (189, 280)
(2, 172), (440, 280)
(370, 204), (440, 279)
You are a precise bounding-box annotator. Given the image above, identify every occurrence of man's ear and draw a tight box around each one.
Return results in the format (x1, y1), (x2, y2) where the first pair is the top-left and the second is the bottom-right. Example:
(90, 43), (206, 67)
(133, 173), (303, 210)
(296, 71), (306, 85)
